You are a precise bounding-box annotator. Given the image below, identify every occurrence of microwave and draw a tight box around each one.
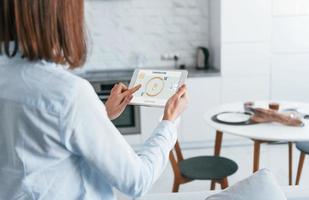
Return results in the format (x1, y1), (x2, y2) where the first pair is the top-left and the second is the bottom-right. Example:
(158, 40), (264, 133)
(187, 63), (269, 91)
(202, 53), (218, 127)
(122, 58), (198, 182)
(90, 80), (141, 135)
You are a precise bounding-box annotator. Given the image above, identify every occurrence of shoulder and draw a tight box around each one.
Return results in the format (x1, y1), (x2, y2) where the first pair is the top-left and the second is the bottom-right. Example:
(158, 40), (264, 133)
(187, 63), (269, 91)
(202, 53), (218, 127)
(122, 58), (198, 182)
(22, 61), (95, 113)
(0, 58), (97, 115)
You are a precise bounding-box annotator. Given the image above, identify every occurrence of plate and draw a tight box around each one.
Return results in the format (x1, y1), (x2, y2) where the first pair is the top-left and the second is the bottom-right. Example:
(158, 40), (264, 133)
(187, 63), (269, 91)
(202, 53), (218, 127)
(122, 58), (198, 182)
(213, 112), (252, 125)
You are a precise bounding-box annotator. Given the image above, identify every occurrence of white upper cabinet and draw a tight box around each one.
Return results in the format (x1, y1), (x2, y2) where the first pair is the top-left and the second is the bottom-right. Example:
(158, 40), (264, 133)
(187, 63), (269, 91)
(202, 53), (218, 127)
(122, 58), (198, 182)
(217, 0), (272, 103)
(271, 0), (309, 101)
(271, 54), (309, 101)
(221, 76), (270, 104)
(272, 0), (309, 53)
(272, 17), (309, 53)
(273, 0), (309, 16)
(221, 43), (271, 76)
(221, 0), (272, 43)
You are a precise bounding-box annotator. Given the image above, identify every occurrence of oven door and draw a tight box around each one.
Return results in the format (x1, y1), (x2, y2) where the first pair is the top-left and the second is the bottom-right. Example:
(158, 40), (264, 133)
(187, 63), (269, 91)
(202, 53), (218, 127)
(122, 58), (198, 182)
(94, 82), (141, 135)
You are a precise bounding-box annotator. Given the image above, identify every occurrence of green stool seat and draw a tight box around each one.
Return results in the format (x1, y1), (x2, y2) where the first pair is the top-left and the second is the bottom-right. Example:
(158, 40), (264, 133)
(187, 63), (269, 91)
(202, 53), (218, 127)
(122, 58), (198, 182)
(179, 156), (238, 180)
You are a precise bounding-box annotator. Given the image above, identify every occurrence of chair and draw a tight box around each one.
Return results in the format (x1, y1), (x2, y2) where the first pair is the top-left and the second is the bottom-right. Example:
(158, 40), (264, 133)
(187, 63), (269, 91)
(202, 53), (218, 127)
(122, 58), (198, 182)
(295, 142), (309, 185)
(169, 140), (238, 192)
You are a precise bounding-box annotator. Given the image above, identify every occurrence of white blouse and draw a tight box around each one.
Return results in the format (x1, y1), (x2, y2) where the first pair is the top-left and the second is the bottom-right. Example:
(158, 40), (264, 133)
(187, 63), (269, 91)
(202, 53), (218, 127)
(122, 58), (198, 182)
(0, 56), (177, 200)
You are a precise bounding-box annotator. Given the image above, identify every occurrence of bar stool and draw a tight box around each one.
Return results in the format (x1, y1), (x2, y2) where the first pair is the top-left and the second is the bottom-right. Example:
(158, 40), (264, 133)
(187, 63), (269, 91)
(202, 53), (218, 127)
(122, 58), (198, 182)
(169, 140), (238, 192)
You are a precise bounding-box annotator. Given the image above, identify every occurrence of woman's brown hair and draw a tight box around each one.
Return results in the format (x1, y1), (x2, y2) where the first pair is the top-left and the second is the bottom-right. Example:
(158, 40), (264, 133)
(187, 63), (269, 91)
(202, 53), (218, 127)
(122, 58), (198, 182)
(0, 0), (87, 69)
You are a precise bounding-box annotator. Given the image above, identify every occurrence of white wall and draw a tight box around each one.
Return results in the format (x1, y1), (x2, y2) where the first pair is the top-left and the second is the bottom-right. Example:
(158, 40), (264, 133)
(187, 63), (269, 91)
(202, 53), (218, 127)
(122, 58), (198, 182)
(85, 0), (210, 71)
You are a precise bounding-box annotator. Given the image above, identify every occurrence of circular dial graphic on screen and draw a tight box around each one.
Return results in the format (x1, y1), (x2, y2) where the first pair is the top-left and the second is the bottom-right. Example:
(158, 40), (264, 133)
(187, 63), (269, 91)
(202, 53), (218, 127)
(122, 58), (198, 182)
(145, 77), (165, 97)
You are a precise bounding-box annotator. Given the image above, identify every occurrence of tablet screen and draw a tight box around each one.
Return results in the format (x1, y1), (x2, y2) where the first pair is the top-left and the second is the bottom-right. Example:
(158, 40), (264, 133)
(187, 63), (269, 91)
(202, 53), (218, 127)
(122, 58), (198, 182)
(131, 69), (183, 106)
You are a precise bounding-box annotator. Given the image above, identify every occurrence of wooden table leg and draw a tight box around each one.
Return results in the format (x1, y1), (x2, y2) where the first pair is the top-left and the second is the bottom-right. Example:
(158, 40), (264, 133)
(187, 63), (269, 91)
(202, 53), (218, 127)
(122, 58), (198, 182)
(288, 142), (293, 186)
(253, 140), (293, 185)
(211, 130), (223, 190)
(296, 152), (306, 185)
(253, 140), (261, 172)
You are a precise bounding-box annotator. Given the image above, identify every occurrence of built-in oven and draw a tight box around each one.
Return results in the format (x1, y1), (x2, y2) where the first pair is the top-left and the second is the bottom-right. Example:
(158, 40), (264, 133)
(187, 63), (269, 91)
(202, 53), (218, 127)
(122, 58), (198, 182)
(91, 80), (141, 135)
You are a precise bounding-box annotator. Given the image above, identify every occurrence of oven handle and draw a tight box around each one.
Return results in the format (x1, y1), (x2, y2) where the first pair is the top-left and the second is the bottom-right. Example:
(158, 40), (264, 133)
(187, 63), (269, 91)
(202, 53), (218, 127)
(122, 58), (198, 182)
(98, 95), (109, 100)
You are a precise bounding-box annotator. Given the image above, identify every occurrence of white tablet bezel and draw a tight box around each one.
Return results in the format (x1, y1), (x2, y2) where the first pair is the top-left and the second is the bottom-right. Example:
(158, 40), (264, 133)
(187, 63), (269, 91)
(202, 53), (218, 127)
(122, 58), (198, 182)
(128, 69), (188, 107)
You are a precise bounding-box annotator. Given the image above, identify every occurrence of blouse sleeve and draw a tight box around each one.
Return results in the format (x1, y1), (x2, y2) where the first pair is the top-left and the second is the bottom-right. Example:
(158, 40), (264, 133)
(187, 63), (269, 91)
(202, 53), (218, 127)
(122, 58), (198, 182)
(61, 79), (177, 198)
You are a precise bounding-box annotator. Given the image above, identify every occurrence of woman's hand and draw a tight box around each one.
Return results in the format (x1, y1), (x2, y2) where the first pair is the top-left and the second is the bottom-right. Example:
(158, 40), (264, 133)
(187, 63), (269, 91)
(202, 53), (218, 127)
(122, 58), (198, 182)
(163, 85), (188, 121)
(105, 83), (141, 120)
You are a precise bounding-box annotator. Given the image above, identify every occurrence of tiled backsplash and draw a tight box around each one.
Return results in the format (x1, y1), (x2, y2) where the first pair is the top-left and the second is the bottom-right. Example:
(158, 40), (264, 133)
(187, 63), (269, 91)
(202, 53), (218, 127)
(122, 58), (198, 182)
(84, 0), (209, 71)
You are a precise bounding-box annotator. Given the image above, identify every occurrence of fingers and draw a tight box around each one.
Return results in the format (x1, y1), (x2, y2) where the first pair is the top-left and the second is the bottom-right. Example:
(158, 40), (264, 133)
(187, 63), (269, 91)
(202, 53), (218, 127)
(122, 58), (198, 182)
(175, 84), (187, 98)
(118, 82), (128, 92)
(122, 84), (141, 97)
(112, 82), (128, 94)
(120, 95), (134, 107)
(131, 84), (142, 93)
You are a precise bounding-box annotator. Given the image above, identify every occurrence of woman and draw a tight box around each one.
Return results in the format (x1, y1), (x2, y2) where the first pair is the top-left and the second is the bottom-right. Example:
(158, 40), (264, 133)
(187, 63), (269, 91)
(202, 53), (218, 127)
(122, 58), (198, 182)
(0, 0), (188, 200)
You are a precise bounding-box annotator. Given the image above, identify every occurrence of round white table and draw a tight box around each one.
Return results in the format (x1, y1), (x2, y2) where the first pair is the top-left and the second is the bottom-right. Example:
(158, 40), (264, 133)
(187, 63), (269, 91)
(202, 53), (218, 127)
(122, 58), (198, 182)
(204, 101), (309, 186)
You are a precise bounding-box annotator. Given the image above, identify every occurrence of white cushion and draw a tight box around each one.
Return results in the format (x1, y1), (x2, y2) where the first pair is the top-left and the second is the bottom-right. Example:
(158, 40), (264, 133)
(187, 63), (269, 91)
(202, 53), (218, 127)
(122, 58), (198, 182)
(135, 186), (309, 200)
(206, 169), (287, 200)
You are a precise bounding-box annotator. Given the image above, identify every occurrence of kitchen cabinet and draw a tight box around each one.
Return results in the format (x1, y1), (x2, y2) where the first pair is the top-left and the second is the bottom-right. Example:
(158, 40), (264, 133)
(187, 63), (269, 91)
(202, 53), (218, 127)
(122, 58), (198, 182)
(273, 0), (309, 16)
(221, 0), (271, 43)
(140, 106), (165, 142)
(271, 54), (309, 101)
(221, 76), (270, 104)
(122, 106), (165, 146)
(221, 43), (271, 77)
(272, 16), (309, 53)
(220, 42), (271, 103)
(178, 77), (221, 144)
(270, 2), (309, 102)
(218, 0), (272, 104)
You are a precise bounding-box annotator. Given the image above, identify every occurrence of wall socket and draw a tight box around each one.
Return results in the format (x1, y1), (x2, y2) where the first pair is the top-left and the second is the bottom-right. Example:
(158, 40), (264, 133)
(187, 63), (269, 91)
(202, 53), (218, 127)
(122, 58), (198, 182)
(161, 53), (181, 61)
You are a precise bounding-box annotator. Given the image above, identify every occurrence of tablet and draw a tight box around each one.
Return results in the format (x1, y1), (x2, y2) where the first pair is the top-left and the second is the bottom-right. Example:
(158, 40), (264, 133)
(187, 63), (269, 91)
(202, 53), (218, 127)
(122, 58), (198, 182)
(129, 69), (188, 107)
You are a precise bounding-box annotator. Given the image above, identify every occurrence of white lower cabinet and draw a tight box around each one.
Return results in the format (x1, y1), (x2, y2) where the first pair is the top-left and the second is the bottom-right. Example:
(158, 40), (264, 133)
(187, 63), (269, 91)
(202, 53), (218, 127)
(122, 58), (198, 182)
(124, 106), (164, 147)
(140, 107), (165, 142)
(178, 77), (222, 145)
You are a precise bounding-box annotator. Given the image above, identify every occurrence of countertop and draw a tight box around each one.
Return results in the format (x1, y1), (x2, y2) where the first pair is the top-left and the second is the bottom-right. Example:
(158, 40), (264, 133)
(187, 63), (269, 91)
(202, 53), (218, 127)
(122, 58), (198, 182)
(79, 67), (220, 82)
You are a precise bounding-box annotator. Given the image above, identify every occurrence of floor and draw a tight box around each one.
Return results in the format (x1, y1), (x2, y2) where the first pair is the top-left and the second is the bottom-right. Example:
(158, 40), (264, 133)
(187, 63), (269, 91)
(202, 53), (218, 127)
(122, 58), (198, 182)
(116, 142), (309, 199)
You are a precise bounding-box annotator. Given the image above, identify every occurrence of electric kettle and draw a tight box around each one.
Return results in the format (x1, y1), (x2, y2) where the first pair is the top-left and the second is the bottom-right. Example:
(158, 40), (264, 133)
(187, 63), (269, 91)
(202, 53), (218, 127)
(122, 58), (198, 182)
(196, 47), (209, 69)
